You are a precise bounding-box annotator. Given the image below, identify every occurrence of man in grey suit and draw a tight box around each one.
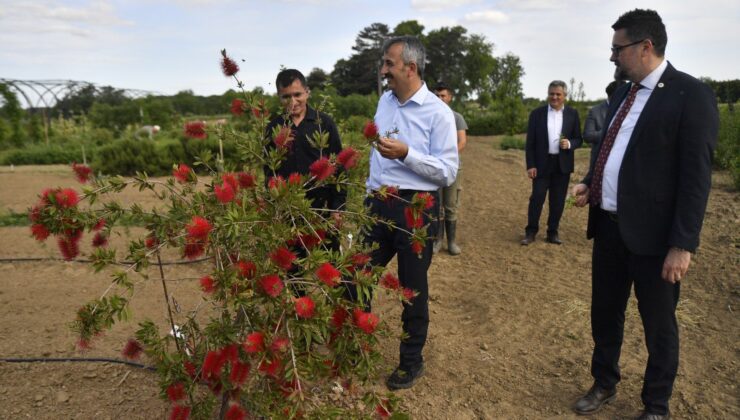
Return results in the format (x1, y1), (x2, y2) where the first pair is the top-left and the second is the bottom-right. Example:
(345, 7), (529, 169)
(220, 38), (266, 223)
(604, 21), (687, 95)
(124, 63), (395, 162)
(583, 81), (622, 146)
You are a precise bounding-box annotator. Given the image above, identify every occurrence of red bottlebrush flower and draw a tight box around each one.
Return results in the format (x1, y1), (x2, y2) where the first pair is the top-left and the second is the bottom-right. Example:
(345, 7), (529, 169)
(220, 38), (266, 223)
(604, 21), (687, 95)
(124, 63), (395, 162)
(230, 98), (244, 115)
(221, 51), (240, 77)
(221, 344), (239, 365)
(380, 273), (400, 290)
(214, 182), (236, 203)
(170, 404), (191, 420)
(350, 252), (371, 267)
(267, 175), (286, 190)
(416, 192), (435, 210)
(404, 207), (423, 229)
(186, 216), (212, 240)
(402, 287), (416, 301)
(166, 382), (186, 402)
(376, 400), (391, 418)
(270, 247), (296, 270)
(184, 121), (207, 139)
(202, 350), (226, 380)
(353, 309), (379, 334)
(273, 126), (293, 149)
(309, 157), (335, 181)
(55, 188), (79, 208)
(225, 403), (246, 420)
(173, 164), (192, 183)
(287, 172), (302, 186)
(145, 235), (159, 249)
(29, 204), (42, 223)
(337, 147), (359, 170)
(183, 240), (205, 260)
(298, 229), (325, 249)
(92, 218), (106, 231)
(30, 224), (50, 241)
(72, 163), (92, 183)
(295, 296), (315, 318)
(200, 275), (216, 294)
(363, 121), (379, 139)
(242, 332), (265, 353)
(258, 355), (282, 378)
(316, 262), (341, 287)
(229, 361), (250, 386)
(237, 172), (256, 188)
(58, 236), (80, 260)
(259, 274), (284, 297)
(221, 173), (238, 191)
(92, 232), (108, 248)
(236, 260), (256, 279)
(330, 307), (348, 329)
(122, 338), (144, 360)
(183, 360), (197, 379)
(270, 337), (289, 353)
(411, 239), (424, 255)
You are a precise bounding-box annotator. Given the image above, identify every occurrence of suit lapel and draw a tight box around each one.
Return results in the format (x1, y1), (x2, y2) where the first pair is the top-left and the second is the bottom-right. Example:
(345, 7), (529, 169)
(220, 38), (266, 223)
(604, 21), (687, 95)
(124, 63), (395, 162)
(623, 63), (677, 158)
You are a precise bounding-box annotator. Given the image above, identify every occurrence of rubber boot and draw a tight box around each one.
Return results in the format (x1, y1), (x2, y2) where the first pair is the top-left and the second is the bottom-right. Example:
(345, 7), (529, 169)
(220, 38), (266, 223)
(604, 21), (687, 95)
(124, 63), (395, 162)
(433, 221), (444, 254)
(446, 220), (461, 255)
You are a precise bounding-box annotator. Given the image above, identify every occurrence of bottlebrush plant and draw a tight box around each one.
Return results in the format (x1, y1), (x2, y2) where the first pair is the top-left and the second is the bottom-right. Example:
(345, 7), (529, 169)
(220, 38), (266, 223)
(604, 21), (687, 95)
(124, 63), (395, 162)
(27, 50), (425, 419)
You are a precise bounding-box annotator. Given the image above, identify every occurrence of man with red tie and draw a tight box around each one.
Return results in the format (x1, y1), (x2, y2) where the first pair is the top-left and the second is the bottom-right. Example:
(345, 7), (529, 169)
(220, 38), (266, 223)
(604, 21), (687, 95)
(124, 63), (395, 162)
(572, 9), (719, 419)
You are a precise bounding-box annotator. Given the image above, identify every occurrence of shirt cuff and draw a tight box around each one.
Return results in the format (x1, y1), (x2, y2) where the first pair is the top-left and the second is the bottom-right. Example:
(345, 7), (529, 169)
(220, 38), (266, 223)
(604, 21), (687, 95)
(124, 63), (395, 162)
(401, 147), (422, 167)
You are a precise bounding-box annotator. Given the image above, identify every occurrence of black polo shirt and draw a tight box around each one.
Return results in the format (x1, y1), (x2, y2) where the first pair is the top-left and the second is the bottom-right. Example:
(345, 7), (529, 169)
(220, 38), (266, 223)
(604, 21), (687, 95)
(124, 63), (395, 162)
(264, 106), (346, 210)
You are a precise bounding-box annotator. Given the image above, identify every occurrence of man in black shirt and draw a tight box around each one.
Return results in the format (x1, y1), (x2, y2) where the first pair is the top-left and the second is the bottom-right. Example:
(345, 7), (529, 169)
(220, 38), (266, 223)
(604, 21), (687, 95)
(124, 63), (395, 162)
(264, 69), (346, 213)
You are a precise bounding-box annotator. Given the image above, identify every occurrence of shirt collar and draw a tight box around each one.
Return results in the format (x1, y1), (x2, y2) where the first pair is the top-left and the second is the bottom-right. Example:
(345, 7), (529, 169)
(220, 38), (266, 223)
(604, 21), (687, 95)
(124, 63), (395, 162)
(393, 82), (431, 106)
(548, 104), (564, 113)
(304, 105), (318, 121)
(639, 58), (668, 90)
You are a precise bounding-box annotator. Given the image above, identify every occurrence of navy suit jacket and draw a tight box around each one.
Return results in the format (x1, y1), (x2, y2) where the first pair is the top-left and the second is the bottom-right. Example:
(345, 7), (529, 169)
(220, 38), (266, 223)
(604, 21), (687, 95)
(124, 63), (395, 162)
(583, 63), (719, 255)
(525, 105), (582, 175)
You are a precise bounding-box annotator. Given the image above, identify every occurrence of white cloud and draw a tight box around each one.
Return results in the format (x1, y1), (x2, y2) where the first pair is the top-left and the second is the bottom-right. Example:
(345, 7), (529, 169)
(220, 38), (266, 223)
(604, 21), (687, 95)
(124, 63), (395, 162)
(411, 0), (481, 12)
(463, 10), (510, 24)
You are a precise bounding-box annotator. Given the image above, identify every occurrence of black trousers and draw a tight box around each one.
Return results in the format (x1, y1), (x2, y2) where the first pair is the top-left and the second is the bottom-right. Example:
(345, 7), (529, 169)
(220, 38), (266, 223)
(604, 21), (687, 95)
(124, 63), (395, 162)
(363, 190), (439, 371)
(590, 208), (680, 415)
(525, 155), (570, 235)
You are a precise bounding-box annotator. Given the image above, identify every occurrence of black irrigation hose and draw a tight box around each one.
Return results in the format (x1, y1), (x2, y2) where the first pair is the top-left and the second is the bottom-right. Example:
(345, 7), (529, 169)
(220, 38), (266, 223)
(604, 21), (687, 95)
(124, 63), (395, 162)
(0, 357), (156, 371)
(0, 256), (210, 265)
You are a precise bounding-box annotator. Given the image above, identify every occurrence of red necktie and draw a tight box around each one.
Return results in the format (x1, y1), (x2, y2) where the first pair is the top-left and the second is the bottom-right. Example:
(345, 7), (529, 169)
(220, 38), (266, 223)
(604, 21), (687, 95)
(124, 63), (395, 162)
(589, 83), (642, 206)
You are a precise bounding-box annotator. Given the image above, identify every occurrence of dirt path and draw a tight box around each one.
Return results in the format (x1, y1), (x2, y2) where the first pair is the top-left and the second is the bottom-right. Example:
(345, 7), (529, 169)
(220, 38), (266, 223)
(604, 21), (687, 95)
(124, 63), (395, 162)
(1, 137), (737, 419)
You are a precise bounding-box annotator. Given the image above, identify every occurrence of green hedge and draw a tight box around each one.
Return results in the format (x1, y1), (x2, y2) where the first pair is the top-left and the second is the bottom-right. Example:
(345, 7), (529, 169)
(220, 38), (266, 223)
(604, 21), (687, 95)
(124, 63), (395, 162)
(0, 145), (86, 165)
(500, 135), (526, 150)
(715, 105), (740, 189)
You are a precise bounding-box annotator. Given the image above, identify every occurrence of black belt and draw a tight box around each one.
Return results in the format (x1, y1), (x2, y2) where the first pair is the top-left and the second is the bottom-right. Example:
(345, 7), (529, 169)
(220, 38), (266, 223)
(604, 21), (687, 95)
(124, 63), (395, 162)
(600, 207), (618, 222)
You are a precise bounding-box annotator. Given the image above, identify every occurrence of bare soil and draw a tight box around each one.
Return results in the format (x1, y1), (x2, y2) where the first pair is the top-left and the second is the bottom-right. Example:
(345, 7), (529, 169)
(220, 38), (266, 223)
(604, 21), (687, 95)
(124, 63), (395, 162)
(0, 136), (738, 419)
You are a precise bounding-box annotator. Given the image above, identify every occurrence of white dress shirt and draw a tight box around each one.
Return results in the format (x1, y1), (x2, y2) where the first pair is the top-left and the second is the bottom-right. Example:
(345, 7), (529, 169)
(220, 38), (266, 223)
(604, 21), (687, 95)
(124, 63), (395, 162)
(601, 58), (668, 212)
(547, 105), (564, 154)
(366, 83), (459, 191)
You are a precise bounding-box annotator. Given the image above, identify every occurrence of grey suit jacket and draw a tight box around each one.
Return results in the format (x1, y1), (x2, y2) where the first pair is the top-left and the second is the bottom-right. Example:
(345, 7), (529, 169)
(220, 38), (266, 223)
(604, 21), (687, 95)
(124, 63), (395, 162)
(583, 101), (608, 145)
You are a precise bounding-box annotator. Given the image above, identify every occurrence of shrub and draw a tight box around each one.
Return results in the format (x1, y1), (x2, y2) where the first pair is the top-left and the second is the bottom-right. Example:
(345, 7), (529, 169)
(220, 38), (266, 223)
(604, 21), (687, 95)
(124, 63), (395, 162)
(715, 105), (740, 189)
(0, 145), (85, 165)
(93, 139), (166, 176)
(500, 135), (526, 150)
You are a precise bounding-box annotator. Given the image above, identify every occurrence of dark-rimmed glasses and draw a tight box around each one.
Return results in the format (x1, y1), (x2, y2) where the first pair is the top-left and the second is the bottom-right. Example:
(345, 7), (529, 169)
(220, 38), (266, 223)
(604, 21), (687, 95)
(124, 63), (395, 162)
(611, 39), (646, 55)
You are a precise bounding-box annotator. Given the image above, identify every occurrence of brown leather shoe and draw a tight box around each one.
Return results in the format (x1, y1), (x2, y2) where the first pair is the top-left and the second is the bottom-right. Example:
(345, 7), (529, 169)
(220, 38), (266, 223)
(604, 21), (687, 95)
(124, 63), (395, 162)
(573, 383), (616, 415)
(546, 233), (562, 245)
(520, 233), (535, 245)
(636, 411), (670, 420)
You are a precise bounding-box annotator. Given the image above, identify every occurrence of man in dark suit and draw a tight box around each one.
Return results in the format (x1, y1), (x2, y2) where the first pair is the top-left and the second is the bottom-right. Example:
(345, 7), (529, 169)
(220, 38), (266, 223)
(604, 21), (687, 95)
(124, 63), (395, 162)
(572, 9), (718, 419)
(521, 80), (582, 245)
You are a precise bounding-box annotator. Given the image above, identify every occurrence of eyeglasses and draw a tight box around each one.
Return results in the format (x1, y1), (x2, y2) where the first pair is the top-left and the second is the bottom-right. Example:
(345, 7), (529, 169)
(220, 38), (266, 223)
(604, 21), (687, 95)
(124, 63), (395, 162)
(610, 39), (646, 55)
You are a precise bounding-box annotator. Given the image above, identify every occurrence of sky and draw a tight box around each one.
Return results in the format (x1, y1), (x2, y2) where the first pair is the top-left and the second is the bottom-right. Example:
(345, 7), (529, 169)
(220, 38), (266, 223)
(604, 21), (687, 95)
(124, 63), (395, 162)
(1, 0), (738, 103)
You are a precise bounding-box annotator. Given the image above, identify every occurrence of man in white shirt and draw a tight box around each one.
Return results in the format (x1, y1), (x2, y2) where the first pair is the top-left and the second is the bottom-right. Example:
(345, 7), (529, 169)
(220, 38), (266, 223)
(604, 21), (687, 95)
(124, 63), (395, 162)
(363, 35), (458, 391)
(521, 80), (582, 245)
(572, 9), (718, 419)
